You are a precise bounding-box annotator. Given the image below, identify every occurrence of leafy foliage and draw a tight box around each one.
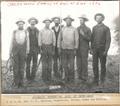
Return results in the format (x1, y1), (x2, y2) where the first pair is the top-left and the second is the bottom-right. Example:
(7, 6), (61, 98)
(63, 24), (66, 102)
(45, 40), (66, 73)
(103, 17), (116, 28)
(113, 16), (120, 53)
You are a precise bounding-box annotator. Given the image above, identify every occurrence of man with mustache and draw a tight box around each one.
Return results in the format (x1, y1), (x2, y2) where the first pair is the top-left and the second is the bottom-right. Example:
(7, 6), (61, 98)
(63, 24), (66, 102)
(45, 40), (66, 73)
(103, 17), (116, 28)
(26, 17), (39, 82)
(51, 17), (63, 83)
(58, 16), (79, 84)
(10, 19), (28, 87)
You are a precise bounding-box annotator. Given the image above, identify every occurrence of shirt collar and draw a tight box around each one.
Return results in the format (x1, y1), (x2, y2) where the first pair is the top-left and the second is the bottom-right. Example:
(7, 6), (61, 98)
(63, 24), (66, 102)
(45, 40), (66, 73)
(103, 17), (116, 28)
(80, 24), (86, 28)
(96, 23), (104, 27)
(44, 27), (50, 29)
(29, 26), (37, 30)
(54, 25), (59, 28)
(65, 25), (73, 28)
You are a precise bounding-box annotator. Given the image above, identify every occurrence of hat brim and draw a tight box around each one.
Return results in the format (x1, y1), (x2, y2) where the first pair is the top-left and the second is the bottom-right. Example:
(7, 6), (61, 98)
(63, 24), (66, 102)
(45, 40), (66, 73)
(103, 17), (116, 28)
(63, 18), (74, 21)
(16, 21), (25, 24)
(43, 20), (52, 23)
(78, 17), (89, 21)
(28, 18), (38, 24)
(52, 17), (61, 21)
(94, 13), (105, 21)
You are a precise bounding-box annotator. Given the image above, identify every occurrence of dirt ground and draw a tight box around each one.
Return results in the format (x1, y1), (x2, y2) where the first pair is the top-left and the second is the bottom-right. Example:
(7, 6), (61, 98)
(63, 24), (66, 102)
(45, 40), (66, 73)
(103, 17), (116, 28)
(1, 54), (120, 93)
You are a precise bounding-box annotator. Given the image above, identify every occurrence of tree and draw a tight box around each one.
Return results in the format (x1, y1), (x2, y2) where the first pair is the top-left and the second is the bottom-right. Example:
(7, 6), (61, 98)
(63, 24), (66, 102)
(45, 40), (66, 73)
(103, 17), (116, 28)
(113, 16), (120, 54)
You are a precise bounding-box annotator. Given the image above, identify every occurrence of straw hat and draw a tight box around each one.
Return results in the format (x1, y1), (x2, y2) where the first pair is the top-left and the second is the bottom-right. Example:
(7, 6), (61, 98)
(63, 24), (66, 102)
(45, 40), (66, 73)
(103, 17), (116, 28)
(78, 14), (89, 21)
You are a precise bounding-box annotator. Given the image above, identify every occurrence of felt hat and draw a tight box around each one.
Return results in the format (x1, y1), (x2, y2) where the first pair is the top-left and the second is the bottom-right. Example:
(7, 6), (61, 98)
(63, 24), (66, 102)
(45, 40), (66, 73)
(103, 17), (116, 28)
(52, 17), (61, 21)
(63, 15), (74, 21)
(16, 19), (25, 24)
(28, 17), (38, 24)
(43, 18), (52, 23)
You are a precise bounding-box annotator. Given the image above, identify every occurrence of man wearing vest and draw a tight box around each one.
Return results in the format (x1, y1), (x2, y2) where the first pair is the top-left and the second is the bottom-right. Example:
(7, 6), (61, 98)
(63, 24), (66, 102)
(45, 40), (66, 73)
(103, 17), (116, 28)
(76, 15), (91, 83)
(58, 16), (79, 84)
(38, 18), (56, 84)
(26, 17), (39, 82)
(91, 13), (111, 86)
(51, 17), (63, 82)
(10, 19), (28, 88)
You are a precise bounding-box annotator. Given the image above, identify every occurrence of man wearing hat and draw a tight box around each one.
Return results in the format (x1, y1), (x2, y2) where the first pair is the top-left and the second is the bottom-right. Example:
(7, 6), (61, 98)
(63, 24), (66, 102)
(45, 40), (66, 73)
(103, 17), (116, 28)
(10, 19), (28, 87)
(76, 15), (91, 83)
(57, 15), (79, 84)
(38, 18), (56, 84)
(91, 13), (111, 85)
(26, 17), (39, 82)
(51, 17), (63, 82)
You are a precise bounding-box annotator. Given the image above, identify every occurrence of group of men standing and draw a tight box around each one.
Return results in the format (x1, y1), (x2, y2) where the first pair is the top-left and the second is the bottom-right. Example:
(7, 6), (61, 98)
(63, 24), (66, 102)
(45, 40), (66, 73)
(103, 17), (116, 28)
(10, 13), (111, 88)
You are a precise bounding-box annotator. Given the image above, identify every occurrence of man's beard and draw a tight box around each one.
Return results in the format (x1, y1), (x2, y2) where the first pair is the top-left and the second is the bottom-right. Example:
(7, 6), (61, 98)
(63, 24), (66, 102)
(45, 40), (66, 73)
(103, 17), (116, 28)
(45, 25), (50, 29)
(19, 27), (23, 30)
(55, 23), (59, 26)
(66, 23), (71, 26)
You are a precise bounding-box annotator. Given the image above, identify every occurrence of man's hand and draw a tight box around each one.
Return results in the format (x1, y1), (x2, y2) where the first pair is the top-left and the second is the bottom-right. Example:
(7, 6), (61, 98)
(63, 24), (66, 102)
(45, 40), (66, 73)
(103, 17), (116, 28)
(58, 48), (61, 56)
(52, 46), (55, 56)
(26, 53), (29, 57)
(80, 29), (85, 35)
(39, 46), (41, 53)
(39, 46), (43, 55)
(103, 51), (107, 56)
(26, 49), (29, 55)
(9, 53), (13, 57)
(74, 49), (77, 56)
(90, 49), (93, 55)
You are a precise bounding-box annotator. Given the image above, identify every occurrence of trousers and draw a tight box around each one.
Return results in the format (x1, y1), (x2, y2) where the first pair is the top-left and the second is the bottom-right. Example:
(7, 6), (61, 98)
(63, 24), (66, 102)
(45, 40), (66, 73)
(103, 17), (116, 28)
(26, 51), (38, 81)
(61, 49), (75, 83)
(92, 48), (107, 83)
(76, 47), (89, 81)
(12, 44), (26, 86)
(41, 44), (53, 84)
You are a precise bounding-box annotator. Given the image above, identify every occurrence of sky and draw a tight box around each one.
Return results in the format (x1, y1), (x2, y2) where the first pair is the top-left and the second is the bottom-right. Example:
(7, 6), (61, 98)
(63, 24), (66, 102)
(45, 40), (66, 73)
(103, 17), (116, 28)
(1, 1), (119, 60)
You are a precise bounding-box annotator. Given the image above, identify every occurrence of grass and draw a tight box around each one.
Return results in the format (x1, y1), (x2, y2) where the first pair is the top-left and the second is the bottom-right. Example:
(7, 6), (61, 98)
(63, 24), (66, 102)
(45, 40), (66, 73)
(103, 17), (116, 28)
(1, 54), (120, 93)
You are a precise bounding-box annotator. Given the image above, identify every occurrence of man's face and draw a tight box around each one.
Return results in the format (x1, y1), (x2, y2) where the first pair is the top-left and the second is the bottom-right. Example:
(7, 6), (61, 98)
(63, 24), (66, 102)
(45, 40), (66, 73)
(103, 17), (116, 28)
(66, 18), (72, 26)
(17, 22), (24, 29)
(54, 19), (60, 26)
(95, 15), (104, 24)
(79, 18), (85, 25)
(45, 21), (50, 28)
(30, 20), (36, 26)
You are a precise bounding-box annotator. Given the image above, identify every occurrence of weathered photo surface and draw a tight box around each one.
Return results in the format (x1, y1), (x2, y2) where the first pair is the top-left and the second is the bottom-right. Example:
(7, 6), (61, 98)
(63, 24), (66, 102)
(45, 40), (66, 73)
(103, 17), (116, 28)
(1, 1), (119, 93)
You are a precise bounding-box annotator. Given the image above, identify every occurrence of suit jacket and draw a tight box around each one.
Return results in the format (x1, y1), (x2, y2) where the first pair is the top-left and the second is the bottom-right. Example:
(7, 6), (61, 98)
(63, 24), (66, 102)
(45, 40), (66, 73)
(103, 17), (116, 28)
(77, 24), (91, 50)
(91, 23), (111, 52)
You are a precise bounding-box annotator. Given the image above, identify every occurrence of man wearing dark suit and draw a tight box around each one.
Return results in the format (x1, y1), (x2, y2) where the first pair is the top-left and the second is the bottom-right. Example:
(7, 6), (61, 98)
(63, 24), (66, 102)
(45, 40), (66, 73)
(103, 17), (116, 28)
(91, 13), (111, 85)
(76, 15), (91, 82)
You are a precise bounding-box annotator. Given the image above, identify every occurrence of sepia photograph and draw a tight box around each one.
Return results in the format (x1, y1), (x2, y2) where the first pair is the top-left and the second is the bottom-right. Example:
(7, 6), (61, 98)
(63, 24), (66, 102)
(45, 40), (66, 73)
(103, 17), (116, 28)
(1, 0), (119, 95)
